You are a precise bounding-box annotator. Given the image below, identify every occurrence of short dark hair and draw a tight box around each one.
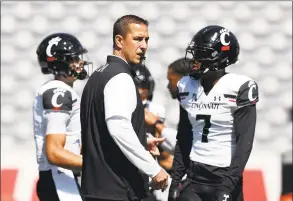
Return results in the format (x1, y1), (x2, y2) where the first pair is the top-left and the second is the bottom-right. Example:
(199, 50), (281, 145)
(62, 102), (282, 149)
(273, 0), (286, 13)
(113, 14), (149, 48)
(168, 58), (190, 76)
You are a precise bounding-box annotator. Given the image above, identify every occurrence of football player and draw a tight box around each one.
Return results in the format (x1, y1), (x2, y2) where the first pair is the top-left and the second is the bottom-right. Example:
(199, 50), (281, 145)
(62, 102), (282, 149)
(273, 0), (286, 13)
(33, 33), (92, 201)
(132, 65), (165, 134)
(132, 64), (175, 201)
(168, 25), (259, 201)
(143, 58), (191, 155)
(167, 58), (192, 100)
(142, 58), (191, 201)
(133, 64), (176, 159)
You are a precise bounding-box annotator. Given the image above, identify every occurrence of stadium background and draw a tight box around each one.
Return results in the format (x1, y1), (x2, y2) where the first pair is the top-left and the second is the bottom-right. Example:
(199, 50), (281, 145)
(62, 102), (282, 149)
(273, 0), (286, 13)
(1, 1), (292, 201)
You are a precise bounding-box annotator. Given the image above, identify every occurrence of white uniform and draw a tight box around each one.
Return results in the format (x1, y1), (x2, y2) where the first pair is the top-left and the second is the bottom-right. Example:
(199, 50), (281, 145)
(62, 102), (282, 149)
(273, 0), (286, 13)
(177, 73), (259, 167)
(33, 79), (82, 201)
(145, 101), (177, 153)
(145, 100), (166, 122)
(144, 101), (174, 201)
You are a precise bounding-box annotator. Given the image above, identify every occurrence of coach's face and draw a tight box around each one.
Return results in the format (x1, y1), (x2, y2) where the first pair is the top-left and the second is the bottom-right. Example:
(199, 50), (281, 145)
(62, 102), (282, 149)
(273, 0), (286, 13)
(123, 23), (149, 65)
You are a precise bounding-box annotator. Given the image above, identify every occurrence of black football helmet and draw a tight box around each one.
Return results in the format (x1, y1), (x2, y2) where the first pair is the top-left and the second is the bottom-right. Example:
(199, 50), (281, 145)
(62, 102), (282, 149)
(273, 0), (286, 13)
(185, 25), (240, 79)
(132, 64), (155, 101)
(36, 32), (92, 80)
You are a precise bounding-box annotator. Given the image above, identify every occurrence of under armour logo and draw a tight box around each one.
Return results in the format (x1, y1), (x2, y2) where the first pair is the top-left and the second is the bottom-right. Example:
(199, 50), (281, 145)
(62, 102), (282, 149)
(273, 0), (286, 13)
(214, 96), (221, 101)
(222, 194), (230, 201)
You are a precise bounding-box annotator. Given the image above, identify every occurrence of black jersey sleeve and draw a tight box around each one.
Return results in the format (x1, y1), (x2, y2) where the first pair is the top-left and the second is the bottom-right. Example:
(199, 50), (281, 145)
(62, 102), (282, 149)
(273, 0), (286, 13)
(236, 80), (259, 108)
(42, 88), (73, 111)
(220, 105), (257, 193)
(170, 105), (193, 184)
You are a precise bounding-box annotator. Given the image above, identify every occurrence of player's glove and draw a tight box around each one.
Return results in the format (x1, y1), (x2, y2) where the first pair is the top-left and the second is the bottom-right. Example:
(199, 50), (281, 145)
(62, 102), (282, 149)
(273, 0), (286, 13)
(215, 191), (232, 201)
(168, 182), (181, 201)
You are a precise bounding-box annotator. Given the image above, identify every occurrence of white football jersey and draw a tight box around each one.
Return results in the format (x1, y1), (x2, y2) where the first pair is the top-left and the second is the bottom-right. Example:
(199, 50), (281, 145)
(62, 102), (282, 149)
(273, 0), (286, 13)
(177, 73), (259, 167)
(33, 80), (81, 171)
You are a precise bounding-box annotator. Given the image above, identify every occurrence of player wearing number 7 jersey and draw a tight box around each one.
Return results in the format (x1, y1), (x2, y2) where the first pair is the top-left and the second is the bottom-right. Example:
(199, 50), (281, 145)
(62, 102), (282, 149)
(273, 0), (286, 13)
(168, 25), (259, 201)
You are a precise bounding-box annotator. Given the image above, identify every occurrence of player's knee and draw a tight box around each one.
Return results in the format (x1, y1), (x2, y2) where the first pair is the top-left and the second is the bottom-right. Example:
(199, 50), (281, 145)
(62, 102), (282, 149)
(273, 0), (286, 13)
(177, 185), (202, 201)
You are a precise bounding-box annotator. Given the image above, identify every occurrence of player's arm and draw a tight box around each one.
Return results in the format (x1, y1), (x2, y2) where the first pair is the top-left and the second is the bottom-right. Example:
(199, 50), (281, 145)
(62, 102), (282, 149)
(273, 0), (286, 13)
(104, 73), (166, 183)
(144, 110), (177, 153)
(169, 105), (193, 192)
(159, 126), (177, 153)
(219, 80), (259, 196)
(46, 132), (82, 171)
(43, 89), (82, 171)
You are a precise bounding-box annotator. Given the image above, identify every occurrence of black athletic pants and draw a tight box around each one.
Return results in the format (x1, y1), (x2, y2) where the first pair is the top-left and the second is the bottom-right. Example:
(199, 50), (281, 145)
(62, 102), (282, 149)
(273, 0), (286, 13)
(177, 161), (244, 201)
(37, 170), (82, 201)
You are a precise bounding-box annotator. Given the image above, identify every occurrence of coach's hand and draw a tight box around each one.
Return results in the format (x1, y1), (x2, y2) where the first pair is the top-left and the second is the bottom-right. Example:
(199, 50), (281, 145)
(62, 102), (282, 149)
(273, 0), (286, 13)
(152, 169), (169, 191)
(215, 191), (232, 201)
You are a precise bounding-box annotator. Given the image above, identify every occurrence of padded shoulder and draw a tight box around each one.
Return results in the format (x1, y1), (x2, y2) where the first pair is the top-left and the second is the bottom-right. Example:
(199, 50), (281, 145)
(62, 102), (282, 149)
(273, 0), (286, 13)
(42, 87), (73, 111)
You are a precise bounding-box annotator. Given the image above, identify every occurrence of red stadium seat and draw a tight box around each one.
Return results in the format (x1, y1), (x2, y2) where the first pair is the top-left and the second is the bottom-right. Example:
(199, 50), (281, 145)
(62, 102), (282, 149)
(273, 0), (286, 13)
(1, 169), (18, 201)
(243, 170), (267, 201)
(31, 178), (39, 201)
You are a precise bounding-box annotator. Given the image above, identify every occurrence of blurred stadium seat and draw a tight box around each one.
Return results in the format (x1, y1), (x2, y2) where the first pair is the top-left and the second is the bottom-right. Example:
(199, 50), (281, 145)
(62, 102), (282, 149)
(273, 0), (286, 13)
(1, 0), (291, 167)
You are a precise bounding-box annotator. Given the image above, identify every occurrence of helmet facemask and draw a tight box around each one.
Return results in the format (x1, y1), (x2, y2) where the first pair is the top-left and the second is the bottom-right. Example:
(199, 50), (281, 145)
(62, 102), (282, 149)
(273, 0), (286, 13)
(185, 42), (224, 79)
(37, 33), (95, 80)
(49, 50), (93, 80)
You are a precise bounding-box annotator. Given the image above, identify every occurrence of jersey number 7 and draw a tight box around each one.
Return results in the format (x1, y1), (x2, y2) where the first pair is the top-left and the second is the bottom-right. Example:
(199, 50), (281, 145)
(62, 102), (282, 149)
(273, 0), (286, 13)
(196, 114), (211, 143)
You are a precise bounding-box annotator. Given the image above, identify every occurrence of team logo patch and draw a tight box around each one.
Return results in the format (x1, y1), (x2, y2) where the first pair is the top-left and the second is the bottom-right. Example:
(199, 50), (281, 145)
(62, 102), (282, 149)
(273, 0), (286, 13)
(248, 80), (258, 103)
(43, 87), (73, 111)
(220, 28), (230, 51)
(51, 88), (66, 110)
(46, 36), (62, 61)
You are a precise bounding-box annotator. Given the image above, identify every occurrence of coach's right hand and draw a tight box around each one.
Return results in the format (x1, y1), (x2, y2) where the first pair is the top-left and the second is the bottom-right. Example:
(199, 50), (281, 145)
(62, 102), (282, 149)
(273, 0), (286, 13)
(152, 169), (169, 191)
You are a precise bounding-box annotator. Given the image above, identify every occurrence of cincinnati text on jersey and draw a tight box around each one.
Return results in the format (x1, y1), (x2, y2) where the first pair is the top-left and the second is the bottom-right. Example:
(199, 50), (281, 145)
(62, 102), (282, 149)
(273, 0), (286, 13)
(189, 102), (220, 110)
